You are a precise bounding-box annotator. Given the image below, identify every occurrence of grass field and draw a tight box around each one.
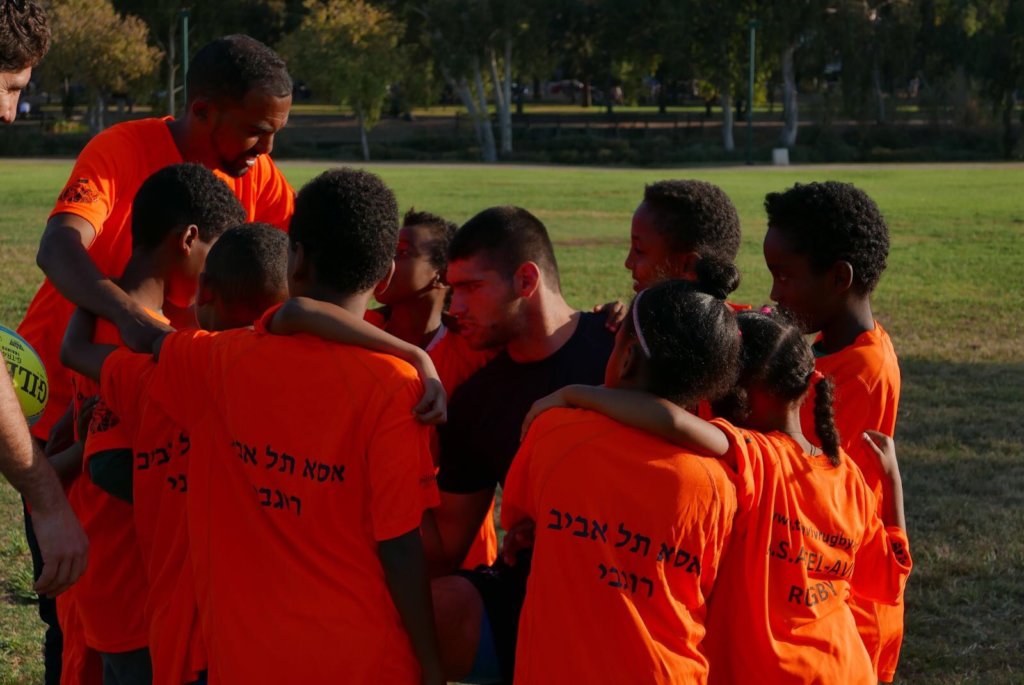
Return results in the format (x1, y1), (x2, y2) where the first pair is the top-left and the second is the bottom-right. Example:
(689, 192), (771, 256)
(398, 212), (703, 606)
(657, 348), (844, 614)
(1, 160), (1022, 683)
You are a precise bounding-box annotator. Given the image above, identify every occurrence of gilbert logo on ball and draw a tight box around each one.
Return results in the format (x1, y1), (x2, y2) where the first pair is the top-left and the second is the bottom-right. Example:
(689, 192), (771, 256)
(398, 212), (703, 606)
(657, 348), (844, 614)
(0, 324), (48, 426)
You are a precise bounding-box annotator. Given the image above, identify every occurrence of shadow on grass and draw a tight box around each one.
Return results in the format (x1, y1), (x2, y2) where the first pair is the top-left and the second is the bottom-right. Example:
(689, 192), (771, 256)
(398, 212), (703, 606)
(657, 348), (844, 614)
(895, 358), (1024, 684)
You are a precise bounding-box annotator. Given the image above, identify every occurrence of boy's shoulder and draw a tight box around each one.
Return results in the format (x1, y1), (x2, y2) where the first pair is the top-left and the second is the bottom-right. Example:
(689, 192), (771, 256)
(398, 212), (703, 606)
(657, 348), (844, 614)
(818, 322), (899, 390)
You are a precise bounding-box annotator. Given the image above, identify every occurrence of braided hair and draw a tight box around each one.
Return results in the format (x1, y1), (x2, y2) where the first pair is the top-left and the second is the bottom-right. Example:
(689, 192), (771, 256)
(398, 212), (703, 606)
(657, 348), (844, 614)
(712, 308), (842, 465)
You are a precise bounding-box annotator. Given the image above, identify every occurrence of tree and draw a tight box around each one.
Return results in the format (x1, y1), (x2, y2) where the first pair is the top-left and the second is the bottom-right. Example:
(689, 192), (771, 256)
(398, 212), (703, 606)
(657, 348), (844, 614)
(972, 0), (1024, 158)
(280, 0), (407, 161)
(42, 0), (162, 132)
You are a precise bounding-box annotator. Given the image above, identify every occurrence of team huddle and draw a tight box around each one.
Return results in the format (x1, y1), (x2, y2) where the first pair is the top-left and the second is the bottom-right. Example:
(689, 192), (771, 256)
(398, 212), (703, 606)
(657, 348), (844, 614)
(4, 26), (911, 685)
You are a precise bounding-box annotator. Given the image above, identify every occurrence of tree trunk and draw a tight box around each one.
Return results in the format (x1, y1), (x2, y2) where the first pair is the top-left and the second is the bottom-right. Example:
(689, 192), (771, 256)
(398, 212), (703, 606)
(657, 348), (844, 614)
(167, 22), (177, 116)
(720, 88), (735, 152)
(1003, 93), (1018, 160)
(488, 47), (512, 156)
(780, 43), (799, 147)
(582, 77), (592, 108)
(872, 56), (885, 124)
(472, 57), (497, 163)
(502, 36), (513, 154)
(441, 64), (490, 162)
(356, 108), (370, 162)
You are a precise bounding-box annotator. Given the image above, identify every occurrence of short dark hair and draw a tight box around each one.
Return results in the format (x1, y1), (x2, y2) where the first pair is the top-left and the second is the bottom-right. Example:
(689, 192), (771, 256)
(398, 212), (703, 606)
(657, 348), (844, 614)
(0, 0), (50, 72)
(764, 181), (890, 295)
(403, 208), (458, 272)
(626, 280), (741, 406)
(187, 34), (292, 105)
(289, 168), (399, 294)
(131, 163), (246, 251)
(203, 223), (288, 312)
(643, 180), (742, 298)
(712, 309), (841, 465)
(449, 206), (560, 290)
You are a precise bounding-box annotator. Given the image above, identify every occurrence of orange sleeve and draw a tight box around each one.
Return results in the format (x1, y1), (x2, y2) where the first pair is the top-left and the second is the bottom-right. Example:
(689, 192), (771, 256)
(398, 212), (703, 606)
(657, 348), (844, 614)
(709, 418), (763, 514)
(99, 349), (154, 420)
(253, 160), (294, 231)
(499, 417), (540, 531)
(365, 375), (436, 541)
(83, 395), (134, 459)
(851, 496), (913, 606)
(147, 330), (218, 430)
(49, 128), (125, 236)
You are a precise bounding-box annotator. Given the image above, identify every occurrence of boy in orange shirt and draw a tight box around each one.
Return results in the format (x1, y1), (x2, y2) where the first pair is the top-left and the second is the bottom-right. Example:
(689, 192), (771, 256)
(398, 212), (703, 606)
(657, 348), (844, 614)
(60, 163), (247, 684)
(142, 169), (443, 684)
(63, 224), (290, 685)
(763, 181), (904, 681)
(502, 281), (741, 684)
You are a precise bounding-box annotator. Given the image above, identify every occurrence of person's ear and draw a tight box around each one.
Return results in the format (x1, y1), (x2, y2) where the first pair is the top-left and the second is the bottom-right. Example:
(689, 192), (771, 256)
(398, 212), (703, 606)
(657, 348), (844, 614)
(191, 98), (211, 122)
(513, 262), (541, 298)
(830, 260), (854, 294)
(288, 241), (311, 284)
(617, 337), (643, 381)
(374, 260), (396, 297)
(195, 273), (215, 307)
(675, 251), (701, 281)
(179, 225), (200, 254)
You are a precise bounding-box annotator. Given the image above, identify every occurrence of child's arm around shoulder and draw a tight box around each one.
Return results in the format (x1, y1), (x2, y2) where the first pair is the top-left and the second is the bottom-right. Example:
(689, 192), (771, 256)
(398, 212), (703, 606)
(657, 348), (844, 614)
(861, 430), (906, 531)
(522, 384), (729, 457)
(267, 297), (446, 424)
(60, 308), (117, 382)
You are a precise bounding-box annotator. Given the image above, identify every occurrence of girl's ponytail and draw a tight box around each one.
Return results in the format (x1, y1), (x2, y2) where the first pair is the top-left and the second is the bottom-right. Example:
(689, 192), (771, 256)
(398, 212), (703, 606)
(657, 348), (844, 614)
(812, 374), (841, 466)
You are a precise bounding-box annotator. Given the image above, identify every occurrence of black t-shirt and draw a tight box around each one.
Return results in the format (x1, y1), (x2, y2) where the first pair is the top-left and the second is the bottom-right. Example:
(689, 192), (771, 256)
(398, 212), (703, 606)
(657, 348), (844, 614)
(437, 311), (615, 494)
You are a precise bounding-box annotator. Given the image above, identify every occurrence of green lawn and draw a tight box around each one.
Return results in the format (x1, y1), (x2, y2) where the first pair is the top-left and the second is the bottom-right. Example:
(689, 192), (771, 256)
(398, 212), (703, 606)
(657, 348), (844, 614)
(1, 160), (1022, 683)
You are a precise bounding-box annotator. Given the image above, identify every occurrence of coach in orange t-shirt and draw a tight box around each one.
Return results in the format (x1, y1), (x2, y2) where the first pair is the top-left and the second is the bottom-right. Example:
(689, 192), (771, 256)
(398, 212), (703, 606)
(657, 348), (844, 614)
(19, 34), (294, 448)
(144, 169), (444, 685)
(763, 181), (905, 682)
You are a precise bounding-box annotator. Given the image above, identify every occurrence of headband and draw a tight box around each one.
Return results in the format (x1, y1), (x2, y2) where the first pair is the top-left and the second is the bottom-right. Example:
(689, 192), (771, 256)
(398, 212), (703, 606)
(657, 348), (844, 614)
(632, 289), (652, 358)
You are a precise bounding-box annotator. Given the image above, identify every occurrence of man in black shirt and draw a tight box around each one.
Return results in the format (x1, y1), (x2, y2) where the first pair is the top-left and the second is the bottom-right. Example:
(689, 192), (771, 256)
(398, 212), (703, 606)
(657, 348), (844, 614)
(423, 206), (614, 683)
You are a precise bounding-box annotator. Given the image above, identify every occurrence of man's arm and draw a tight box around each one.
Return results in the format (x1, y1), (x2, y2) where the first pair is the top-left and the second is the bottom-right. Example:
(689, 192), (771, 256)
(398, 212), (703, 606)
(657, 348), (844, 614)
(0, 366), (88, 596)
(37, 214), (171, 351)
(378, 529), (445, 685)
(420, 489), (495, 576)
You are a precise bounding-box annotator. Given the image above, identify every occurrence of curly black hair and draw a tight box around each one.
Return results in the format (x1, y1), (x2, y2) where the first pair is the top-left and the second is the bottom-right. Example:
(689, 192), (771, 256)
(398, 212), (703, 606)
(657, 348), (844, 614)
(187, 34), (292, 105)
(449, 206), (561, 291)
(403, 207), (458, 272)
(764, 181), (890, 295)
(642, 180), (742, 299)
(203, 222), (288, 315)
(0, 0), (50, 71)
(289, 168), (399, 295)
(131, 163), (246, 251)
(712, 309), (842, 465)
(626, 280), (741, 407)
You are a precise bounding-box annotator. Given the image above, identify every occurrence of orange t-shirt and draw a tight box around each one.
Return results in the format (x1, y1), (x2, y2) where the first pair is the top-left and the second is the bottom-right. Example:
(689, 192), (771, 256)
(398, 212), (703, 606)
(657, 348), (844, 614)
(145, 306), (438, 685)
(68, 315), (165, 653)
(425, 324), (498, 568)
(55, 591), (103, 685)
(99, 348), (205, 685)
(703, 422), (912, 685)
(365, 312), (499, 569)
(502, 408), (737, 685)
(800, 322), (903, 681)
(18, 116), (294, 442)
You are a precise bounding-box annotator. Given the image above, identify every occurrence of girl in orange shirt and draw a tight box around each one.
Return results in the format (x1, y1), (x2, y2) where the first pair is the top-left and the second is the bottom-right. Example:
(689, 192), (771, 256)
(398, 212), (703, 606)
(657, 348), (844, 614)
(525, 308), (911, 685)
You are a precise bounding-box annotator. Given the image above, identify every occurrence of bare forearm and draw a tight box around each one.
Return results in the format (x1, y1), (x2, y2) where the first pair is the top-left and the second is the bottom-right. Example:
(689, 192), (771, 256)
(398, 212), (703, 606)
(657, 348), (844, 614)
(273, 297), (424, 362)
(0, 375), (67, 513)
(882, 467), (906, 530)
(379, 530), (444, 684)
(562, 385), (729, 456)
(37, 223), (137, 323)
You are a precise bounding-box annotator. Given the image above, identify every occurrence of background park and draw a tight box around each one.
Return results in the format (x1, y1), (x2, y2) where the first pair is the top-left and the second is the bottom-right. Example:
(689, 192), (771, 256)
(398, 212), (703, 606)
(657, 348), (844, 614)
(2, 1), (1024, 683)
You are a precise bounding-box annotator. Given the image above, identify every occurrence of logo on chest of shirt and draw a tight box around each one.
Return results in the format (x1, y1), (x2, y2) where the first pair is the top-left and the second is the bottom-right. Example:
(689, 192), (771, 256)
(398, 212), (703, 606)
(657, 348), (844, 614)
(58, 178), (100, 205)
